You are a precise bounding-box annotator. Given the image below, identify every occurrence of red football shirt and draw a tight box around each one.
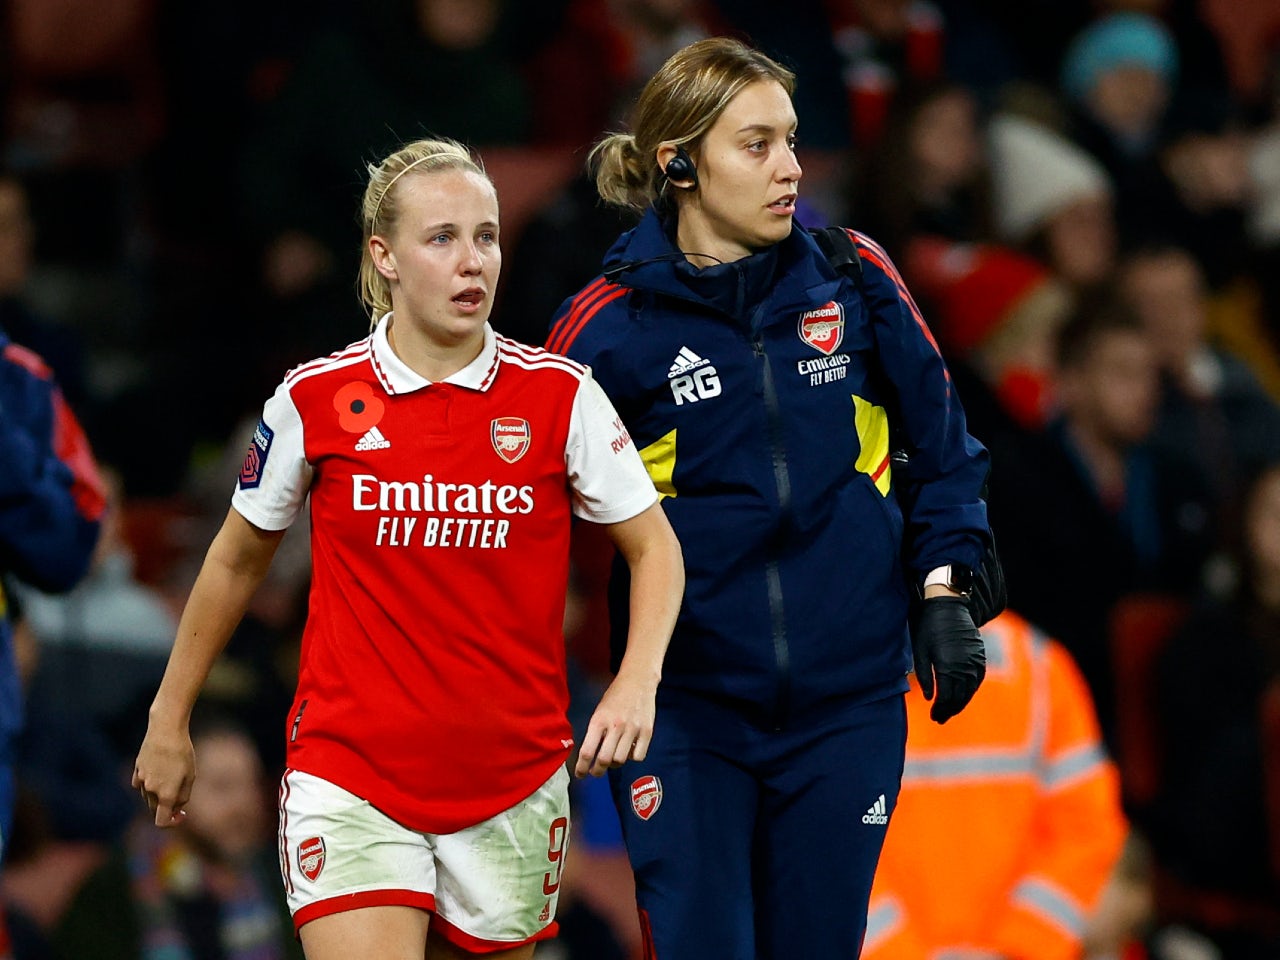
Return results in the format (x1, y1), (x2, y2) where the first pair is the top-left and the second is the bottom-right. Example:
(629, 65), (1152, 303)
(232, 319), (656, 832)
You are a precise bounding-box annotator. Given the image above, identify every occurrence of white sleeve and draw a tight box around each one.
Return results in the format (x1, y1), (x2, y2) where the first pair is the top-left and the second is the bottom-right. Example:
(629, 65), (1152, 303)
(229, 380), (313, 531)
(567, 372), (659, 524)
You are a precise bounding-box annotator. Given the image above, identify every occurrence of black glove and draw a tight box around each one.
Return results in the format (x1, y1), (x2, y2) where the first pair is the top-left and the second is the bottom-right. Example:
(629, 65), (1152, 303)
(967, 530), (1007, 628)
(912, 596), (986, 723)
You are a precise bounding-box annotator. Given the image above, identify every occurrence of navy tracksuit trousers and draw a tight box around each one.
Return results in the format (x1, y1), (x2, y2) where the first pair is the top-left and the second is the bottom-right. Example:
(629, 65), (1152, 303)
(609, 688), (907, 959)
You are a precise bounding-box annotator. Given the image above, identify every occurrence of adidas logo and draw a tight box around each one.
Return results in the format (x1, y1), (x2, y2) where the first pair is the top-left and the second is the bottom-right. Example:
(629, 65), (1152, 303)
(668, 346), (710, 379)
(355, 427), (391, 451)
(861, 794), (889, 825)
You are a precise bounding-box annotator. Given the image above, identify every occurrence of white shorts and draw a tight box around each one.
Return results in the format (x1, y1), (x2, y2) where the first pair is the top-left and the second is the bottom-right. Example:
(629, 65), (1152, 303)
(277, 765), (570, 951)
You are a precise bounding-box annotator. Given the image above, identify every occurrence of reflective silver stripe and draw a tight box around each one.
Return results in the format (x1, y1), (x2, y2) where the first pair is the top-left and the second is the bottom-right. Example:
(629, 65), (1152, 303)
(863, 899), (902, 950)
(984, 625), (1009, 670)
(1041, 742), (1108, 790)
(1028, 628), (1049, 762)
(1011, 877), (1085, 936)
(902, 750), (1035, 782)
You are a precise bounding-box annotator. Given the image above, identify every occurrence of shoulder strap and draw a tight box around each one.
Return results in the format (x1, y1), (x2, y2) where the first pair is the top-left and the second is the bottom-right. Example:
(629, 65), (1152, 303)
(809, 230), (1003, 620)
(809, 226), (864, 293)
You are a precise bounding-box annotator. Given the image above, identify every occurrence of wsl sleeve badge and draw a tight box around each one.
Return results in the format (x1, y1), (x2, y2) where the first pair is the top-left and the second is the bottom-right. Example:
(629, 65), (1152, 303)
(630, 774), (663, 821)
(239, 419), (274, 489)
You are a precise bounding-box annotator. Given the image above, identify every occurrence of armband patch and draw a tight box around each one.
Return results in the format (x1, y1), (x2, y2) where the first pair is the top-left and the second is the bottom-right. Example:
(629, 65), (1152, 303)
(239, 418), (274, 489)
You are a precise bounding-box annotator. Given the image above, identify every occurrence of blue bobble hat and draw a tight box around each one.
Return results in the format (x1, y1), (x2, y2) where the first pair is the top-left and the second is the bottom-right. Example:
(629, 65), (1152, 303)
(1061, 12), (1179, 103)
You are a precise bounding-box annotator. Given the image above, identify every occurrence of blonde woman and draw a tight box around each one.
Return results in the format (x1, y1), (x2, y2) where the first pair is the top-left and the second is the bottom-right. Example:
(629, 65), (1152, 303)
(134, 139), (683, 960)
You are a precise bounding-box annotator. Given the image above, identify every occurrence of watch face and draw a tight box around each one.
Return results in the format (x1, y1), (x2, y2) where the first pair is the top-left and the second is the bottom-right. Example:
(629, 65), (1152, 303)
(950, 565), (975, 593)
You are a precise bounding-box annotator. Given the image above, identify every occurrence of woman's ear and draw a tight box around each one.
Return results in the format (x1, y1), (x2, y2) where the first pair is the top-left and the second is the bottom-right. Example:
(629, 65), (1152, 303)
(657, 141), (698, 190)
(656, 141), (679, 174)
(369, 235), (398, 281)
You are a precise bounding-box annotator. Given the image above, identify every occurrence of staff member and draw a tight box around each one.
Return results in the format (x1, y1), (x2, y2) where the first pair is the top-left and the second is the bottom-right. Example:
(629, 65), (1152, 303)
(548, 37), (991, 959)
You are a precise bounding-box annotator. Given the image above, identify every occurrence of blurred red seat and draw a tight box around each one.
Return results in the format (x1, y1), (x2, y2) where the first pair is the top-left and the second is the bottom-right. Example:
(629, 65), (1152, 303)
(1108, 592), (1190, 809)
(1261, 680), (1280, 882)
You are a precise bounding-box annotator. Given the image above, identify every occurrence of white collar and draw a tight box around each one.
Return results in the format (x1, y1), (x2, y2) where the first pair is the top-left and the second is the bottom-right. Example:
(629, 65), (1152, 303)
(370, 312), (500, 394)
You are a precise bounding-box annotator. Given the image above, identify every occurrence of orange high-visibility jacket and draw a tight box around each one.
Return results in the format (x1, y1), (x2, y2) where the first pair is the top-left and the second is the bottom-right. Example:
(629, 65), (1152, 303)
(863, 609), (1127, 960)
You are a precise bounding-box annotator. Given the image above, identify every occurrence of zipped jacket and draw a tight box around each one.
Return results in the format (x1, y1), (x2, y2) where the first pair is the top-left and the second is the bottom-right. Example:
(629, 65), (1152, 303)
(548, 211), (989, 721)
(0, 332), (104, 754)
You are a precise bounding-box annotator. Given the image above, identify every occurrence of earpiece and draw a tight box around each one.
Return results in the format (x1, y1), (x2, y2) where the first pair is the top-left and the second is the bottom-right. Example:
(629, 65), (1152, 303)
(664, 147), (698, 189)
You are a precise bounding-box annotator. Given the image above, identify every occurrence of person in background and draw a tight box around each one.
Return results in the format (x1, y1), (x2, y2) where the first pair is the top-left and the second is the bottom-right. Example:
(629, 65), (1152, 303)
(548, 36), (991, 958)
(906, 237), (1074, 432)
(1147, 460), (1280, 959)
(862, 607), (1130, 960)
(52, 709), (303, 960)
(133, 137), (683, 960)
(987, 296), (1215, 748)
(854, 81), (997, 262)
(1060, 10), (1248, 287)
(15, 466), (177, 767)
(0, 328), (105, 862)
(987, 112), (1118, 296)
(0, 311), (105, 958)
(1118, 244), (1280, 522)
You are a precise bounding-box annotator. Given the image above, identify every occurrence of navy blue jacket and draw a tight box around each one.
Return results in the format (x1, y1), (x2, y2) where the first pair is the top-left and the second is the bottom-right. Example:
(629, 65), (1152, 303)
(548, 212), (989, 722)
(0, 332), (103, 755)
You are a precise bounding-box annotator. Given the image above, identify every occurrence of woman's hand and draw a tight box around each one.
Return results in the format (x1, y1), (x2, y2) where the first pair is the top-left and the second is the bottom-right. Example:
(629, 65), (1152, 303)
(132, 719), (195, 827)
(574, 669), (659, 778)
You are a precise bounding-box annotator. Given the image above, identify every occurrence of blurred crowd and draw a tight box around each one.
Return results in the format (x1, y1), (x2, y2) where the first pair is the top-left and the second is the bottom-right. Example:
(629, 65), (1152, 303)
(3, 0), (1280, 958)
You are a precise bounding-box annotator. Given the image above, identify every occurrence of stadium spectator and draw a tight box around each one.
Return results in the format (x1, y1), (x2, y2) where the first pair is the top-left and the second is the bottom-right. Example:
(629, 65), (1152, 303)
(53, 710), (303, 960)
(1147, 460), (1280, 958)
(0, 309), (106, 958)
(907, 237), (1073, 431)
(987, 112), (1118, 294)
(987, 296), (1215, 747)
(853, 81), (997, 261)
(14, 466), (176, 766)
(1119, 244), (1280, 524)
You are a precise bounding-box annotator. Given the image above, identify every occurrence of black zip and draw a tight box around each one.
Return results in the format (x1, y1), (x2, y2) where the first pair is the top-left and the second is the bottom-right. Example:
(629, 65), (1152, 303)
(755, 326), (792, 727)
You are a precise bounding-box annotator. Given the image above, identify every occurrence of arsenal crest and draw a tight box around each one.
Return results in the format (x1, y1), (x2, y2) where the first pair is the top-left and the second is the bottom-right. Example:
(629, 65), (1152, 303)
(298, 836), (326, 882)
(798, 301), (845, 355)
(491, 418), (531, 463)
(630, 775), (663, 821)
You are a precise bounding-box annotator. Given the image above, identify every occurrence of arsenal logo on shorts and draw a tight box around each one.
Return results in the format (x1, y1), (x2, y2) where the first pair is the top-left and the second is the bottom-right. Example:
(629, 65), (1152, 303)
(491, 417), (531, 463)
(630, 775), (663, 821)
(798, 301), (845, 356)
(298, 836), (326, 882)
